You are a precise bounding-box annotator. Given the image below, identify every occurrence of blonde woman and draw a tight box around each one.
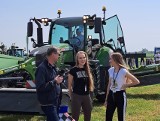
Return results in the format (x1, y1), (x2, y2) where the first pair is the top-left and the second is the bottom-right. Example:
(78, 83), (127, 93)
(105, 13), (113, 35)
(104, 52), (140, 121)
(68, 51), (94, 121)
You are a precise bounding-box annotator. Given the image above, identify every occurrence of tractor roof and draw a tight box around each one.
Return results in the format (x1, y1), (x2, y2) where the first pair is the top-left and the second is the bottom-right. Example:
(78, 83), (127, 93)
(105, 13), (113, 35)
(52, 17), (83, 27)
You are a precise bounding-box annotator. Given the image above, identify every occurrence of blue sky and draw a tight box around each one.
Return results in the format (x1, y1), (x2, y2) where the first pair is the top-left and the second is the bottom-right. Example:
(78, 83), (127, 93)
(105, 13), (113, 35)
(0, 0), (160, 52)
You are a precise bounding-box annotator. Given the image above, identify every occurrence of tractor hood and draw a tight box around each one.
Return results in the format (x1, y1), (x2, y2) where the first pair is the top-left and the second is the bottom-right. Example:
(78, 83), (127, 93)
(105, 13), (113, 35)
(0, 54), (24, 69)
(29, 43), (73, 68)
(29, 43), (72, 57)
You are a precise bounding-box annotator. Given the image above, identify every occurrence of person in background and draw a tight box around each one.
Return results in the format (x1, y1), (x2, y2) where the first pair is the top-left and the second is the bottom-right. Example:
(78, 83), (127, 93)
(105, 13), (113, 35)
(154, 52), (160, 64)
(68, 51), (94, 121)
(76, 28), (84, 41)
(104, 52), (140, 121)
(158, 52), (160, 63)
(35, 47), (63, 121)
(135, 57), (139, 68)
(70, 28), (84, 51)
(128, 58), (133, 69)
(140, 57), (145, 65)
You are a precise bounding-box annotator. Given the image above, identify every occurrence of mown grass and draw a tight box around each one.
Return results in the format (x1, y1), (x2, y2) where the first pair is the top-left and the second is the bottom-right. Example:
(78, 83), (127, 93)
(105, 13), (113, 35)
(0, 84), (160, 121)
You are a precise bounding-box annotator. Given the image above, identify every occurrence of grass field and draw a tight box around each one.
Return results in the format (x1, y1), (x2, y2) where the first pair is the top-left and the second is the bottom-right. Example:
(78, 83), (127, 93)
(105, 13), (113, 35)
(0, 84), (160, 121)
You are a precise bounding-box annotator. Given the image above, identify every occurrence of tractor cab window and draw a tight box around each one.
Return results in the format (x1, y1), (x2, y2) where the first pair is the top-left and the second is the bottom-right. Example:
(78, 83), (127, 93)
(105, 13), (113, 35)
(87, 26), (100, 45)
(7, 49), (24, 57)
(87, 27), (99, 38)
(69, 25), (84, 50)
(15, 50), (24, 57)
(51, 24), (68, 45)
(103, 15), (126, 54)
(51, 23), (84, 50)
(71, 25), (84, 38)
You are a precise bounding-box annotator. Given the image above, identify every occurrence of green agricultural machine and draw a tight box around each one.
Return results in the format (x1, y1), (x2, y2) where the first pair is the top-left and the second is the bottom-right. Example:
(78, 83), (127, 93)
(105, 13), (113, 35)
(26, 9), (160, 101)
(25, 8), (128, 101)
(0, 44), (29, 87)
(7, 45), (25, 58)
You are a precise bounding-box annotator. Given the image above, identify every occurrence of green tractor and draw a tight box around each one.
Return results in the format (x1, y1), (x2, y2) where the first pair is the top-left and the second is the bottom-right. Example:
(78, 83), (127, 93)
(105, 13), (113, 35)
(7, 45), (25, 58)
(25, 8), (127, 101)
(0, 44), (30, 87)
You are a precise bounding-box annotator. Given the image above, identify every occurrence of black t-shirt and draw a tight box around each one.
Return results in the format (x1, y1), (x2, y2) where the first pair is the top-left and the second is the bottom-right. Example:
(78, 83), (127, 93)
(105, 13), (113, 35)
(69, 67), (89, 95)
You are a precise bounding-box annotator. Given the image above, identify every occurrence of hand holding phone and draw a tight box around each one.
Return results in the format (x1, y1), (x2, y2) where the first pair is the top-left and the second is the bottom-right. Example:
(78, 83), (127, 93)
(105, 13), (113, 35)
(55, 75), (63, 84)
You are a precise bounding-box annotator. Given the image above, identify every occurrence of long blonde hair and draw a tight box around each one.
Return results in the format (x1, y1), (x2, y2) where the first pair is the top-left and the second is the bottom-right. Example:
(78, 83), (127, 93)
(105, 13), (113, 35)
(111, 52), (128, 70)
(75, 51), (94, 91)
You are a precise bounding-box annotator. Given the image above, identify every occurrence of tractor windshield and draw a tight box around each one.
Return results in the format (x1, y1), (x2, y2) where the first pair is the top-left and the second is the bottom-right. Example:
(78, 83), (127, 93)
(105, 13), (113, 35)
(50, 17), (84, 46)
(51, 24), (68, 45)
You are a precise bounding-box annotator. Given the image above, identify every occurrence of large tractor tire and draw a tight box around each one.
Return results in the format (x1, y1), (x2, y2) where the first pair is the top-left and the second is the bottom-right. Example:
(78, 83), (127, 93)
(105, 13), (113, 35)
(90, 60), (107, 102)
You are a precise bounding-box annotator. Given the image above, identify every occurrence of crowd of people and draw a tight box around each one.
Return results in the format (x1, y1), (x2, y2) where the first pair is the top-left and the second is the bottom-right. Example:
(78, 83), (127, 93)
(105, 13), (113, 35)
(35, 46), (140, 121)
(154, 52), (160, 64)
(126, 55), (158, 69)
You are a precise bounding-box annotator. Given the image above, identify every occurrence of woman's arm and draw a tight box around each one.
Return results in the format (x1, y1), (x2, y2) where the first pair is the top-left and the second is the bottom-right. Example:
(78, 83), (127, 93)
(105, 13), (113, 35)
(105, 78), (111, 102)
(68, 74), (73, 98)
(123, 71), (140, 89)
(104, 78), (111, 107)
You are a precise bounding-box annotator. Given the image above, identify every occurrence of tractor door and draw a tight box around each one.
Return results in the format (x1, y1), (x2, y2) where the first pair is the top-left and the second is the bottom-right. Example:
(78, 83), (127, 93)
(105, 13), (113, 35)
(103, 15), (127, 55)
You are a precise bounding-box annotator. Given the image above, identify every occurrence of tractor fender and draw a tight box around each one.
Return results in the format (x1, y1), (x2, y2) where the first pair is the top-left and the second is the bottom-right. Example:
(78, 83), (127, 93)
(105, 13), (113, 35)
(96, 46), (113, 67)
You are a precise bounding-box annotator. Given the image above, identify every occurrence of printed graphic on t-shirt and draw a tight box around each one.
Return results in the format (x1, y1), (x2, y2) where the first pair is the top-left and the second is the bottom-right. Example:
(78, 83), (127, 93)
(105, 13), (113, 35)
(76, 71), (88, 78)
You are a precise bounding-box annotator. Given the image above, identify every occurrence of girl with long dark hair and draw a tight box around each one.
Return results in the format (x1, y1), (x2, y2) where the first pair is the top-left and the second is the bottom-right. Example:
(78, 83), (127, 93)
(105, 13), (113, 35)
(68, 51), (94, 121)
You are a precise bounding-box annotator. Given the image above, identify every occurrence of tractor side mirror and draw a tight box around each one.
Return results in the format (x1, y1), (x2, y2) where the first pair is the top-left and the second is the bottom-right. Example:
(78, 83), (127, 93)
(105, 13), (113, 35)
(94, 17), (101, 33)
(27, 22), (33, 37)
(31, 38), (37, 48)
(91, 39), (99, 46)
(37, 28), (43, 47)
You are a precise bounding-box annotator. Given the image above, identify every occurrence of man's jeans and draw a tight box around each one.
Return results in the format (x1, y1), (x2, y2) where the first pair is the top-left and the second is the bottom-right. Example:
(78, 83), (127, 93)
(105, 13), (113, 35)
(41, 105), (59, 121)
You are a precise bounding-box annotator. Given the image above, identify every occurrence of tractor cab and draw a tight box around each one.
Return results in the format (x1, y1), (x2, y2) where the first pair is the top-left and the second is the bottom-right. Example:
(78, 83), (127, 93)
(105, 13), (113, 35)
(27, 8), (126, 54)
(7, 45), (24, 57)
(27, 14), (126, 67)
(49, 15), (126, 54)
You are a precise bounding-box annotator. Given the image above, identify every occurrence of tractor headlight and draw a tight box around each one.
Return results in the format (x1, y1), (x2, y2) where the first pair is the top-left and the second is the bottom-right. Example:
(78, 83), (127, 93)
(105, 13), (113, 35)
(83, 15), (89, 23)
(41, 18), (49, 26)
(0, 70), (4, 74)
(22, 64), (26, 68)
(41, 18), (45, 22)
(88, 35), (92, 40)
(19, 64), (26, 69)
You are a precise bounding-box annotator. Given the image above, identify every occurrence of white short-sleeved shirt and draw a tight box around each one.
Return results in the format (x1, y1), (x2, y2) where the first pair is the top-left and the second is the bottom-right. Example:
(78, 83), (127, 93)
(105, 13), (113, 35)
(108, 67), (127, 92)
